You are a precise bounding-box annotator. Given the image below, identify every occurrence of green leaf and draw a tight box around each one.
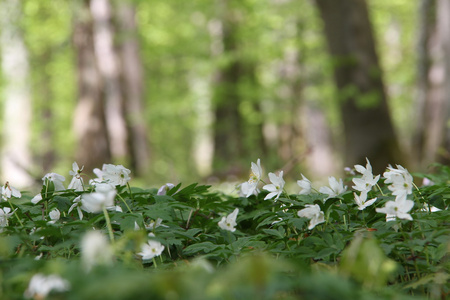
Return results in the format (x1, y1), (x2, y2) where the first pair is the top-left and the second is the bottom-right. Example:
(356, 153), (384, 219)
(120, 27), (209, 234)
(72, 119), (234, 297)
(262, 228), (285, 239)
(315, 247), (337, 259)
(183, 242), (223, 256)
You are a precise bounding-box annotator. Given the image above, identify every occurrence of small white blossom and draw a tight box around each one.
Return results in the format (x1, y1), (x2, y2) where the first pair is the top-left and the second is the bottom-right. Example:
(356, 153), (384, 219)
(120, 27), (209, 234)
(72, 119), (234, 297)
(0, 207), (16, 229)
(353, 191), (377, 210)
(42, 173), (66, 191)
(31, 193), (43, 205)
(242, 159), (263, 198)
(263, 171), (285, 200)
(352, 158), (380, 193)
(297, 174), (312, 195)
(68, 196), (83, 220)
(81, 190), (116, 213)
(68, 162), (84, 191)
(383, 165), (413, 197)
(94, 164), (131, 186)
(138, 239), (165, 260)
(47, 208), (60, 224)
(218, 208), (239, 232)
(1, 182), (21, 201)
(375, 195), (414, 221)
(319, 176), (347, 201)
(157, 183), (175, 195)
(24, 273), (70, 299)
(81, 231), (113, 272)
(297, 204), (325, 230)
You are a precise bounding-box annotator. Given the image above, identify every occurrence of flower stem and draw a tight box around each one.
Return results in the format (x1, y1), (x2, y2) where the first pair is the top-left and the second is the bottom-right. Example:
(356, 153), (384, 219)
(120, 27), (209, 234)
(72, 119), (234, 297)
(127, 183), (134, 200)
(102, 206), (114, 242)
(117, 193), (132, 213)
(376, 183), (385, 196)
(7, 199), (24, 227)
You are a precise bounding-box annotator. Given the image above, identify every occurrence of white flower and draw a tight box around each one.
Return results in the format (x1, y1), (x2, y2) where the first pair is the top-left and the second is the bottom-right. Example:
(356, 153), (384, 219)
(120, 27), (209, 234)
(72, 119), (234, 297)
(47, 208), (60, 224)
(218, 208), (239, 232)
(24, 273), (70, 299)
(375, 196), (414, 221)
(319, 176), (347, 200)
(81, 231), (113, 272)
(138, 239), (165, 260)
(263, 171), (285, 200)
(135, 218), (168, 231)
(0, 207), (15, 228)
(1, 182), (21, 201)
(146, 218), (168, 230)
(243, 159), (263, 198)
(353, 191), (377, 210)
(68, 196), (83, 220)
(93, 182), (116, 193)
(297, 204), (325, 230)
(383, 165), (413, 197)
(31, 193), (43, 205)
(297, 174), (312, 195)
(157, 183), (175, 195)
(352, 158), (380, 192)
(239, 181), (258, 197)
(68, 162), (84, 191)
(81, 190), (116, 213)
(42, 173), (66, 191)
(94, 164), (131, 186)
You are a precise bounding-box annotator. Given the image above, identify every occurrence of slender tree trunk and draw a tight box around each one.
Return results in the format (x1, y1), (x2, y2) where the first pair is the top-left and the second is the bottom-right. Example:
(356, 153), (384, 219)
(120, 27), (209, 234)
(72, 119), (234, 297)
(413, 0), (435, 167)
(211, 0), (244, 175)
(117, 1), (150, 175)
(73, 0), (111, 173)
(417, 0), (450, 167)
(315, 0), (405, 173)
(90, 0), (129, 164)
(0, 0), (34, 187)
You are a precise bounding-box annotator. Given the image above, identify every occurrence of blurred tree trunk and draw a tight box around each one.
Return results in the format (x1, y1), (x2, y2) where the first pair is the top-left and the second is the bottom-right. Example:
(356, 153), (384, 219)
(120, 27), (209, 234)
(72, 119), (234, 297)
(90, 0), (129, 164)
(117, 1), (150, 176)
(38, 52), (56, 173)
(414, 0), (450, 168)
(315, 0), (405, 173)
(0, 0), (34, 187)
(413, 0), (434, 168)
(211, 0), (245, 175)
(73, 0), (111, 173)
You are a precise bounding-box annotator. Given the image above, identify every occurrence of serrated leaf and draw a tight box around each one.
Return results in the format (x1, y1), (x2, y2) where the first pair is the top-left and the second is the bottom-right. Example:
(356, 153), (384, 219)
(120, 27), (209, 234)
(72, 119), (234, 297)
(183, 242), (222, 256)
(262, 228), (285, 239)
(315, 247), (337, 259)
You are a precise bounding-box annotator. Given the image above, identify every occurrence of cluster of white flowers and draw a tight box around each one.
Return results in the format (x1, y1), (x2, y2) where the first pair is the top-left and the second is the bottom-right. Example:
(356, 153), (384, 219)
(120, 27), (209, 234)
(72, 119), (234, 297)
(238, 158), (349, 230)
(28, 163), (131, 223)
(375, 165), (415, 221)
(235, 158), (424, 231)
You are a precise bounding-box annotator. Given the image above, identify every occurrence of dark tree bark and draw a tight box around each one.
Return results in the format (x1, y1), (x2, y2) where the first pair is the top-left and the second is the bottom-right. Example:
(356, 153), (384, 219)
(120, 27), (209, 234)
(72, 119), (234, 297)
(315, 0), (405, 173)
(73, 0), (111, 173)
(117, 1), (150, 176)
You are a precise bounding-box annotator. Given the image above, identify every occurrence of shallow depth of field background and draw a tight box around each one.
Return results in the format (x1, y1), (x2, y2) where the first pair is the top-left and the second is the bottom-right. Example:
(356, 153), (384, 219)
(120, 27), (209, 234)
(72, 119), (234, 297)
(0, 0), (448, 190)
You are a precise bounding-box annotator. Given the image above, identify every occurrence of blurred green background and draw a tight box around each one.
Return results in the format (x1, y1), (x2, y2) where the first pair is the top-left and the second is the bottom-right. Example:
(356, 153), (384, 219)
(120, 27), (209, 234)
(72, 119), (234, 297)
(0, 0), (448, 189)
